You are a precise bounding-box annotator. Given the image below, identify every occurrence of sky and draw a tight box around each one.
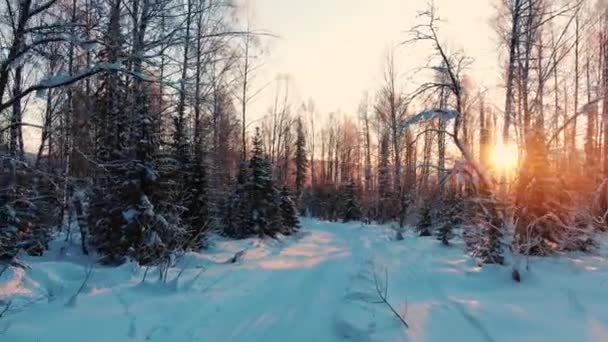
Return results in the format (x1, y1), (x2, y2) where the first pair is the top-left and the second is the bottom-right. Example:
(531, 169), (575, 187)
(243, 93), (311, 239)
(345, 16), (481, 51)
(22, 0), (503, 152)
(245, 0), (503, 120)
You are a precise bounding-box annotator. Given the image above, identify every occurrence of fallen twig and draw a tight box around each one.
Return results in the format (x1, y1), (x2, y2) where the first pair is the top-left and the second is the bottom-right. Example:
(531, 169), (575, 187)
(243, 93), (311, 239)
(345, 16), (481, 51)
(66, 264), (93, 307)
(372, 265), (409, 328)
(0, 301), (12, 319)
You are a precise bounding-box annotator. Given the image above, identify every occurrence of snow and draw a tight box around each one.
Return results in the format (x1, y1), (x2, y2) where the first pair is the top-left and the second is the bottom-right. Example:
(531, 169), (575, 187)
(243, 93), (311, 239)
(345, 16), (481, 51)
(1, 219), (608, 341)
(122, 209), (139, 223)
(405, 108), (458, 127)
(38, 63), (125, 88)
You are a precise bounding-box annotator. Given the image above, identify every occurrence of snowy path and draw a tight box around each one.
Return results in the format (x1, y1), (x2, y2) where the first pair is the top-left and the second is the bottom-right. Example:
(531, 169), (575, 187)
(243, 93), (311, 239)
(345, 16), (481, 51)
(2, 219), (608, 341)
(197, 219), (389, 341)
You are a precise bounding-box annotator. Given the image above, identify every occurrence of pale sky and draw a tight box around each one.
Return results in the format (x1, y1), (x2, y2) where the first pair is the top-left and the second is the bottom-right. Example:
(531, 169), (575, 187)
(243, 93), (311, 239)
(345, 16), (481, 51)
(22, 0), (502, 152)
(246, 0), (502, 119)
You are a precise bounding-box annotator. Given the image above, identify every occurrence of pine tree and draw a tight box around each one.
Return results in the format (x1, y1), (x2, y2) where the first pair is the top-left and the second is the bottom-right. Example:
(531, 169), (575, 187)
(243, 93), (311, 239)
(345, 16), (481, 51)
(187, 162), (209, 247)
(247, 128), (283, 237)
(0, 159), (55, 259)
(436, 190), (460, 245)
(88, 4), (134, 264)
(377, 132), (392, 223)
(223, 162), (251, 239)
(477, 197), (504, 265)
(513, 130), (590, 255)
(88, 2), (186, 264)
(515, 130), (551, 254)
(341, 179), (361, 223)
(224, 129), (284, 239)
(416, 202), (433, 237)
(209, 84), (241, 233)
(280, 186), (300, 234)
(176, 122), (208, 249)
(294, 117), (307, 208)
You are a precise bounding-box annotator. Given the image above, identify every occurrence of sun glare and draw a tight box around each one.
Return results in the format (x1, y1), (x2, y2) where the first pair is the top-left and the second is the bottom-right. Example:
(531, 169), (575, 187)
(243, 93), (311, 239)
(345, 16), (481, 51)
(490, 142), (519, 173)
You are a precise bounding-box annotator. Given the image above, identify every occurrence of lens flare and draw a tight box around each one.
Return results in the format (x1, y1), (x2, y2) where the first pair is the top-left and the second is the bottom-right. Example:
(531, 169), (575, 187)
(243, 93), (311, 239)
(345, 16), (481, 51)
(490, 142), (519, 173)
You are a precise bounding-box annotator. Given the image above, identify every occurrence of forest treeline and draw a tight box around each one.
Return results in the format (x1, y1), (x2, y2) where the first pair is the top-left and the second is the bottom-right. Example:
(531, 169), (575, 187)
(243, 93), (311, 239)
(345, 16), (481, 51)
(1, 0), (607, 273)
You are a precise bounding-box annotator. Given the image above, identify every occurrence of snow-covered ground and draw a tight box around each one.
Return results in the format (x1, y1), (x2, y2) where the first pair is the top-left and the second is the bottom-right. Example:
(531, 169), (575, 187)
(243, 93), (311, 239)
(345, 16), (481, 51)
(1, 219), (608, 342)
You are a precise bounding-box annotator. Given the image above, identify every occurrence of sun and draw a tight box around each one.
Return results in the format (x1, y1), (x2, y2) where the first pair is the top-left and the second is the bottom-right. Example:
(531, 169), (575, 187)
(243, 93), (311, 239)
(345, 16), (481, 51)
(489, 142), (519, 173)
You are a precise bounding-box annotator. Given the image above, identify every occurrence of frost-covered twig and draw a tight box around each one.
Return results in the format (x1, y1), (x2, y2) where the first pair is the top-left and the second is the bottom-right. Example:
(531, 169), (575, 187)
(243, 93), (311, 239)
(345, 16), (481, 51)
(0, 294), (50, 321)
(190, 267), (206, 285)
(66, 264), (93, 307)
(0, 63), (125, 112)
(372, 265), (409, 328)
(226, 250), (246, 264)
(116, 294), (137, 338)
(0, 265), (8, 279)
(0, 301), (12, 319)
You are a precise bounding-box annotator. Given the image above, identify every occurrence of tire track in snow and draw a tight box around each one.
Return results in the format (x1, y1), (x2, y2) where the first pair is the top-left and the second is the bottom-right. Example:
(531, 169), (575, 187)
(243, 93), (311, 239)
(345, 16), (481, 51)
(196, 222), (357, 341)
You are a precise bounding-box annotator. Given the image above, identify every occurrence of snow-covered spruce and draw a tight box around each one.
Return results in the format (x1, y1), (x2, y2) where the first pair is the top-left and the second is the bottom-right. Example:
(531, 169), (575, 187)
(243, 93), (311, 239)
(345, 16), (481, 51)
(223, 128), (300, 239)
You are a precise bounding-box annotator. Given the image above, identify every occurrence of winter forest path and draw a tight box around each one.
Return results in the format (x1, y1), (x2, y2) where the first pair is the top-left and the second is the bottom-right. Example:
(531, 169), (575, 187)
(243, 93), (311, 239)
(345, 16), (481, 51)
(201, 219), (385, 341)
(1, 219), (403, 342)
(2, 219), (608, 342)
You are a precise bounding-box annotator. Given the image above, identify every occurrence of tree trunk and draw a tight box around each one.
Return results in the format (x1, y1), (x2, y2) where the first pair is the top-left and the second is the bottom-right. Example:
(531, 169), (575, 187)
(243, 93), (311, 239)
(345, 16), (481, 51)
(503, 0), (523, 145)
